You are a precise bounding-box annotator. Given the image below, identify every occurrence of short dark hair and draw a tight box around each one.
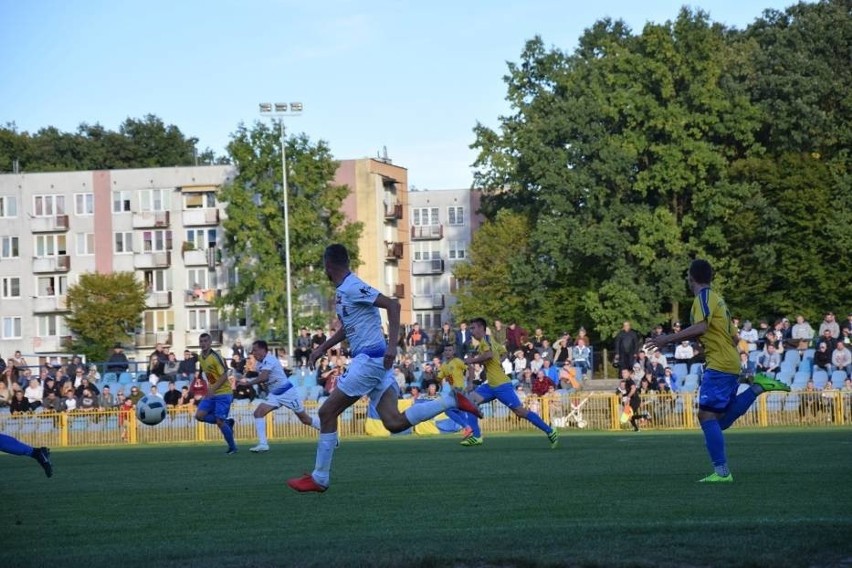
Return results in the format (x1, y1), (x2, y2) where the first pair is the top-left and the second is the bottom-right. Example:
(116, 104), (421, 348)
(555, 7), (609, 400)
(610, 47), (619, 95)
(199, 332), (211, 341)
(688, 259), (713, 285)
(253, 339), (269, 352)
(469, 317), (487, 329)
(324, 244), (350, 267)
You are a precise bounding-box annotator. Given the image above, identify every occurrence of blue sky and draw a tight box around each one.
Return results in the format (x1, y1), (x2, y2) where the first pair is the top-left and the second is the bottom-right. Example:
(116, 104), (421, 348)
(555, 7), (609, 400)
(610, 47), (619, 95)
(0, 0), (793, 189)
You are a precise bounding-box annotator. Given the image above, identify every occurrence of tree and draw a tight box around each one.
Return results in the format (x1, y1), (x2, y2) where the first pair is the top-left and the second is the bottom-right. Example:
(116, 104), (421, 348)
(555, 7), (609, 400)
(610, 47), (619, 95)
(65, 272), (148, 363)
(217, 121), (361, 344)
(0, 115), (226, 172)
(470, 9), (765, 342)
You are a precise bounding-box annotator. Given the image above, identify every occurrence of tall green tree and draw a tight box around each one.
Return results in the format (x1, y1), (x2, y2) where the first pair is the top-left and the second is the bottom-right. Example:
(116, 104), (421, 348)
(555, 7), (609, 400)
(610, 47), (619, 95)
(0, 115), (225, 172)
(217, 121), (361, 343)
(469, 9), (764, 342)
(65, 272), (148, 362)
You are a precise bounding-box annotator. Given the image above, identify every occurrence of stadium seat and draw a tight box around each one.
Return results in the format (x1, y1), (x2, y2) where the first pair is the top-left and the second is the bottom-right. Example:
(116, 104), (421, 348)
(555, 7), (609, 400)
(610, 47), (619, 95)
(689, 363), (704, 377)
(812, 370), (829, 389)
(137, 371), (149, 382)
(118, 372), (133, 384)
(748, 351), (762, 365)
(791, 371), (810, 390)
(682, 374), (699, 393)
(136, 381), (151, 394)
(780, 361), (797, 374)
(102, 372), (118, 384)
(302, 374), (318, 388)
(803, 348), (815, 360)
(308, 385), (323, 401)
(830, 370), (847, 387)
(783, 350), (800, 367)
(673, 364), (689, 381)
(776, 370), (794, 386)
(799, 357), (813, 373)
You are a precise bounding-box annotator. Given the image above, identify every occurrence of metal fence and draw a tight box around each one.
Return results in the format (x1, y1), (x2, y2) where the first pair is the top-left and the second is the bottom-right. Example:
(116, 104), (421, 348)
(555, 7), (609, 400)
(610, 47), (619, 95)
(2, 391), (850, 448)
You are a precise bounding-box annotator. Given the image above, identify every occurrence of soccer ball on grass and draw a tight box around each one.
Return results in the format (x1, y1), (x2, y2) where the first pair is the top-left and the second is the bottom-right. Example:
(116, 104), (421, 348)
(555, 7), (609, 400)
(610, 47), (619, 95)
(136, 394), (167, 426)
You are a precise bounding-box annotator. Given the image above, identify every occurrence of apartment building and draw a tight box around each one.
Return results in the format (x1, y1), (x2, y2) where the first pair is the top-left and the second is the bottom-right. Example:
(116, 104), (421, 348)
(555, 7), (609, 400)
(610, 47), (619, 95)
(0, 165), (235, 364)
(407, 188), (483, 330)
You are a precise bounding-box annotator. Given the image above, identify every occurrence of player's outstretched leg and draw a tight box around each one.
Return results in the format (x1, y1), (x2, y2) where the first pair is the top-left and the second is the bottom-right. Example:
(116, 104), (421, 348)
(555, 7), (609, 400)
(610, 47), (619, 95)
(0, 433), (53, 478)
(718, 374), (790, 431)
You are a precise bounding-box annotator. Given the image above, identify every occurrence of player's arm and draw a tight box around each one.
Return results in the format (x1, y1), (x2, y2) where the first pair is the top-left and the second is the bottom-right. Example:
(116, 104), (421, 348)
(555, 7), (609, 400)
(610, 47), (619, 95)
(645, 321), (708, 351)
(243, 369), (270, 387)
(309, 322), (346, 367)
(375, 294), (400, 369)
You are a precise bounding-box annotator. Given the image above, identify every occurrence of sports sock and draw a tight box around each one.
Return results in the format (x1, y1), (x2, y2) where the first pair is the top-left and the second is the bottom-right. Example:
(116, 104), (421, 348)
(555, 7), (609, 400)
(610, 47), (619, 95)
(444, 408), (470, 430)
(255, 417), (268, 445)
(524, 410), (553, 434)
(219, 420), (236, 449)
(468, 413), (481, 437)
(0, 433), (33, 456)
(311, 415), (321, 430)
(404, 398), (449, 425)
(700, 419), (727, 471)
(312, 432), (338, 487)
(718, 388), (758, 430)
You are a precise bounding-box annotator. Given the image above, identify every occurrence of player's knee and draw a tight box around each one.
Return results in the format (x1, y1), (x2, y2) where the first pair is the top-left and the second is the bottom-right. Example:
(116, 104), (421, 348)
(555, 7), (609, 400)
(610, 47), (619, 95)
(382, 415), (407, 433)
(512, 407), (527, 417)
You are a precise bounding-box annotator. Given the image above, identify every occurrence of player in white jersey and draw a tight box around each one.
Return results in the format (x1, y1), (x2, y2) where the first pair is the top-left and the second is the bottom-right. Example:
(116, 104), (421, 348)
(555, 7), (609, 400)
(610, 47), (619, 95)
(287, 244), (481, 493)
(240, 339), (320, 452)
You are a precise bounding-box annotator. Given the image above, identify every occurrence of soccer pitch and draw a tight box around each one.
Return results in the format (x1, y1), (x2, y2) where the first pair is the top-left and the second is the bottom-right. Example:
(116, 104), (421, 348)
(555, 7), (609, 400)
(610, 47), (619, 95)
(4, 429), (851, 567)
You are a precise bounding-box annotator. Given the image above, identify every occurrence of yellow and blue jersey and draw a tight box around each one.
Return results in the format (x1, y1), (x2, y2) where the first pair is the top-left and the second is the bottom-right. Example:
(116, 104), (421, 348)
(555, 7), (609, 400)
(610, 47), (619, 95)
(475, 336), (510, 388)
(690, 287), (740, 375)
(199, 350), (230, 395)
(438, 357), (467, 390)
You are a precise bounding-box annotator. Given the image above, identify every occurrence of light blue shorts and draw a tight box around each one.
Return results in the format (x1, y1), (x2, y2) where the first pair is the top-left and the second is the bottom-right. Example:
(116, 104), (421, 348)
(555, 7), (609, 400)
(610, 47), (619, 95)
(337, 353), (397, 407)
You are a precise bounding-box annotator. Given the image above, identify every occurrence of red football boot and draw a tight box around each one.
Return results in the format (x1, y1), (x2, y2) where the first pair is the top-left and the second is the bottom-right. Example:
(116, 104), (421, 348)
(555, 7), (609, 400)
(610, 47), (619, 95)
(287, 473), (328, 493)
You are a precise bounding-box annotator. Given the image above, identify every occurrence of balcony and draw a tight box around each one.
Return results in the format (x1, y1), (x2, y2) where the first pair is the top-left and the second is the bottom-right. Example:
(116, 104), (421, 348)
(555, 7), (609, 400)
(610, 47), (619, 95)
(134, 331), (173, 349)
(412, 258), (445, 275)
(185, 288), (221, 306)
(145, 291), (173, 309)
(185, 329), (223, 347)
(411, 224), (443, 240)
(32, 335), (72, 353)
(182, 247), (220, 267)
(182, 208), (220, 226)
(384, 201), (403, 220)
(412, 294), (445, 310)
(133, 251), (171, 269)
(385, 241), (403, 260)
(31, 215), (69, 233)
(393, 283), (405, 299)
(33, 295), (68, 313)
(32, 256), (70, 274)
(132, 211), (170, 229)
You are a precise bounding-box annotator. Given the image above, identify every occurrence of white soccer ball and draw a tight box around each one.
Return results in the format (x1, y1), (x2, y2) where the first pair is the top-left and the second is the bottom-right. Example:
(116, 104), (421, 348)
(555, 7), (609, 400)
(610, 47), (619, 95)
(136, 394), (167, 426)
(577, 419), (588, 429)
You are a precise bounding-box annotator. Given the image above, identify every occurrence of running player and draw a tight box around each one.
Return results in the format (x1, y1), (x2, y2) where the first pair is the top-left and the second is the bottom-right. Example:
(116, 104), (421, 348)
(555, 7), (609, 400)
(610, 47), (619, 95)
(194, 332), (237, 454)
(436, 343), (474, 435)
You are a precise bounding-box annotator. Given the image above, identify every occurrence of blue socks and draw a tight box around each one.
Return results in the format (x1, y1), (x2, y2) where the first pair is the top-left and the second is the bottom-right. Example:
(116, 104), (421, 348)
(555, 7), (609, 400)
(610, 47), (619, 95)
(0, 433), (33, 457)
(718, 388), (758, 431)
(525, 411), (553, 435)
(219, 421), (236, 450)
(445, 408), (470, 431)
(700, 419), (727, 472)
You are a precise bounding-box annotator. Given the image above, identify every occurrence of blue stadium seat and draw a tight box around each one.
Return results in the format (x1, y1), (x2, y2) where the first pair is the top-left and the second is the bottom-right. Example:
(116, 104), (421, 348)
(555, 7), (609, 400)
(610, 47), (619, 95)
(673, 364), (689, 381)
(308, 385), (323, 401)
(689, 363), (704, 377)
(302, 374), (317, 388)
(137, 371), (148, 382)
(682, 374), (699, 393)
(812, 370), (829, 389)
(803, 348), (815, 360)
(748, 351), (762, 365)
(118, 372), (133, 384)
(776, 370), (794, 386)
(780, 361), (797, 374)
(791, 371), (810, 390)
(783, 350), (800, 366)
(136, 381), (151, 394)
(102, 372), (118, 384)
(829, 370), (847, 387)
(799, 357), (813, 373)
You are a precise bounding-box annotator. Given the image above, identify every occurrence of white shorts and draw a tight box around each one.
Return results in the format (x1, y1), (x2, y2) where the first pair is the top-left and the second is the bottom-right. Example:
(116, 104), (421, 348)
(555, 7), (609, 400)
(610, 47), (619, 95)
(261, 385), (305, 413)
(337, 353), (397, 406)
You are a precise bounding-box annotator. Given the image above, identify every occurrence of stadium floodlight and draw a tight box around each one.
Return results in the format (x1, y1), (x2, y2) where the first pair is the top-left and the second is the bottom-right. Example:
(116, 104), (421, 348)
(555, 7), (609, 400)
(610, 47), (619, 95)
(258, 101), (304, 361)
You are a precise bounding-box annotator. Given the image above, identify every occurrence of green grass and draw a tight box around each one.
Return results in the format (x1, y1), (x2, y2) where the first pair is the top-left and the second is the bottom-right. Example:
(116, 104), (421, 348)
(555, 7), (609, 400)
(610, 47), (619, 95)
(4, 429), (852, 567)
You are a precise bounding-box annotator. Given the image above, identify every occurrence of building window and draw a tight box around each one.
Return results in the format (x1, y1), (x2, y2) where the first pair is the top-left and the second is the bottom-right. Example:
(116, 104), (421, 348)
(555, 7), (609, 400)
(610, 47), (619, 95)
(0, 196), (18, 218)
(140, 188), (171, 212)
(34, 235), (68, 257)
(34, 195), (66, 217)
(227, 306), (248, 328)
(142, 310), (174, 333)
(448, 241), (466, 260)
(447, 206), (465, 226)
(186, 228), (217, 249)
(36, 314), (68, 337)
(412, 207), (439, 226)
(113, 191), (131, 213)
(38, 276), (66, 297)
(142, 230), (172, 252)
(413, 242), (439, 261)
(184, 192), (215, 209)
(188, 308), (216, 331)
(1, 277), (20, 299)
(2, 316), (22, 339)
(114, 232), (133, 254)
(75, 193), (94, 215)
(415, 312), (442, 330)
(1, 236), (19, 258)
(143, 269), (171, 293)
(76, 233), (95, 255)
(188, 268), (216, 290)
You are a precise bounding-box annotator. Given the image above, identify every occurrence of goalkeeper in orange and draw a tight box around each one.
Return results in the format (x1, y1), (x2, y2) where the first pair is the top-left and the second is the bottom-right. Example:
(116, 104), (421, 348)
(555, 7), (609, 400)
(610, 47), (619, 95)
(437, 343), (474, 436)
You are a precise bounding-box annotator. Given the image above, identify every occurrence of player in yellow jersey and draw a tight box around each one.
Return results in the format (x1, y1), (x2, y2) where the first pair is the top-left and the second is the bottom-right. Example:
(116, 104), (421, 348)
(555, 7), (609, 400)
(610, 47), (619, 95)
(194, 332), (237, 454)
(460, 317), (559, 448)
(646, 259), (789, 482)
(436, 344), (474, 435)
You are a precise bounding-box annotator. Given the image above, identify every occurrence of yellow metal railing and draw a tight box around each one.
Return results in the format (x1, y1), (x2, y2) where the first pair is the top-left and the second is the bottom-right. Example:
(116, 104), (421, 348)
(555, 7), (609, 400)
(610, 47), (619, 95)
(2, 392), (849, 448)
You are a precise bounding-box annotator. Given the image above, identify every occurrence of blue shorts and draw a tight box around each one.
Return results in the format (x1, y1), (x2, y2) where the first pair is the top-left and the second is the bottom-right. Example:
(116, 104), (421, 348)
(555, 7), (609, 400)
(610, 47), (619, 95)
(197, 394), (233, 420)
(475, 382), (522, 410)
(698, 369), (739, 413)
